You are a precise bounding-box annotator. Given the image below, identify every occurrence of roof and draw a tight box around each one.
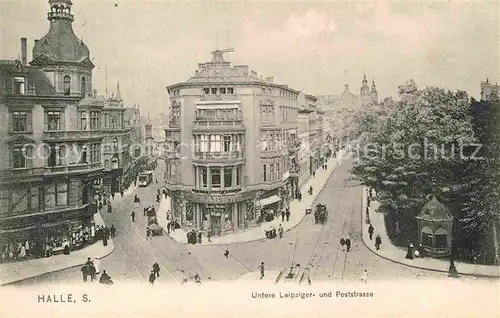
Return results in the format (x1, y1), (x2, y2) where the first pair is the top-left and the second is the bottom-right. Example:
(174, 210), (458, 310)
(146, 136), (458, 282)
(0, 59), (56, 96)
(416, 195), (454, 221)
(32, 20), (90, 65)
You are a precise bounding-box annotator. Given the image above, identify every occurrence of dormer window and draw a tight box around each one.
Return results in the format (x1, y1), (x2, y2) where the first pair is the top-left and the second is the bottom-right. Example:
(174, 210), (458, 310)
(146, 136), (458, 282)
(211, 88), (217, 95)
(228, 87), (234, 94)
(203, 88), (210, 95)
(63, 75), (71, 95)
(14, 77), (25, 95)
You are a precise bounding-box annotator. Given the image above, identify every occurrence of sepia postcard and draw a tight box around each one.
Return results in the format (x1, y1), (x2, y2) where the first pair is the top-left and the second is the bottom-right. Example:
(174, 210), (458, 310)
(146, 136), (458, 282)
(0, 0), (499, 317)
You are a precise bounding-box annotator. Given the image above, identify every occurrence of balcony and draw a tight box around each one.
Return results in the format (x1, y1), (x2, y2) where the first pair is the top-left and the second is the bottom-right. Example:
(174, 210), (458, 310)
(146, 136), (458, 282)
(194, 151), (244, 161)
(200, 94), (238, 101)
(42, 130), (105, 142)
(260, 149), (286, 159)
(0, 167), (45, 181)
(193, 119), (245, 132)
(43, 162), (103, 176)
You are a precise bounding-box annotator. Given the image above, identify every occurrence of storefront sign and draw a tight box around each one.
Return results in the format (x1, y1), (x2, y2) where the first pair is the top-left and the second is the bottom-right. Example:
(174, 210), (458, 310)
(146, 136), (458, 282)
(184, 191), (255, 204)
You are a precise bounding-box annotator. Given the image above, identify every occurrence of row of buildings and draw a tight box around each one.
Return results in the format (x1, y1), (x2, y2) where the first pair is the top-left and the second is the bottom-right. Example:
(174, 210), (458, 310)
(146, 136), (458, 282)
(0, 0), (153, 260)
(162, 50), (378, 236)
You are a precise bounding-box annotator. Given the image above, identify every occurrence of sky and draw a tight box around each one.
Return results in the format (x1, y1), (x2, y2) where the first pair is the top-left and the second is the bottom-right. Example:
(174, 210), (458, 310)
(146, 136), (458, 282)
(1, 0), (498, 116)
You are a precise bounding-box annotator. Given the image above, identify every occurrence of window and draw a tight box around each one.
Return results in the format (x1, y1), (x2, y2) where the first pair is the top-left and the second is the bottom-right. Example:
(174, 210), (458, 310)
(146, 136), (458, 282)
(209, 135), (221, 152)
(236, 166), (242, 186)
(13, 145), (27, 168)
(90, 144), (100, 163)
(0, 190), (8, 215)
(90, 111), (100, 130)
(203, 88), (210, 94)
(46, 111), (61, 131)
(268, 89), (272, 95)
(47, 144), (57, 167)
(263, 165), (267, 182)
(276, 162), (280, 180)
(79, 145), (87, 163)
(223, 135), (231, 152)
(227, 87), (234, 94)
(111, 117), (117, 128)
(11, 188), (29, 214)
(14, 77), (25, 95)
(12, 111), (31, 132)
(224, 167), (233, 188)
(104, 113), (109, 128)
(270, 164), (274, 181)
(220, 87), (226, 94)
(262, 88), (266, 94)
(31, 186), (39, 210)
(200, 167), (208, 187)
(81, 77), (87, 97)
(79, 111), (87, 130)
(210, 168), (221, 188)
(211, 88), (217, 95)
(63, 75), (71, 95)
(112, 138), (118, 150)
(199, 135), (208, 152)
(44, 182), (68, 208)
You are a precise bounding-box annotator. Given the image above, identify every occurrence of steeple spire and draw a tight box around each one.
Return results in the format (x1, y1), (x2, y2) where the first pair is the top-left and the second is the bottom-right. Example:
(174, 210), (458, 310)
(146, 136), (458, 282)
(116, 80), (121, 101)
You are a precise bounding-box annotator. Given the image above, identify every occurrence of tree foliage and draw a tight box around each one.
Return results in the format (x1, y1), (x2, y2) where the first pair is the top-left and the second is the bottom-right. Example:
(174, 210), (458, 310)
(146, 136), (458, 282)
(351, 81), (477, 246)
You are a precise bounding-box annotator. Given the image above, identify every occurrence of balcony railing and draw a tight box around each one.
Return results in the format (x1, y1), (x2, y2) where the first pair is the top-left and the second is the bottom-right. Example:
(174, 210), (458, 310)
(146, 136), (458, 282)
(44, 162), (102, 175)
(194, 120), (244, 131)
(200, 94), (238, 101)
(260, 149), (286, 158)
(194, 151), (244, 160)
(0, 163), (102, 180)
(0, 167), (45, 180)
(42, 130), (105, 141)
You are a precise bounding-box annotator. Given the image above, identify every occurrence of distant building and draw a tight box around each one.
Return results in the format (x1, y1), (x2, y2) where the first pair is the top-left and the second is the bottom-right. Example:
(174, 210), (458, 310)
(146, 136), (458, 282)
(123, 105), (145, 188)
(480, 78), (500, 101)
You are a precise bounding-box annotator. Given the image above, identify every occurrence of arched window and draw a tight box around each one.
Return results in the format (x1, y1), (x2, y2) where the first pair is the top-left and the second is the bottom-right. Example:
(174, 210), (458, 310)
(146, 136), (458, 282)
(434, 227), (448, 248)
(112, 138), (118, 150)
(421, 226), (433, 247)
(104, 159), (110, 169)
(81, 77), (87, 97)
(111, 157), (119, 169)
(63, 75), (71, 95)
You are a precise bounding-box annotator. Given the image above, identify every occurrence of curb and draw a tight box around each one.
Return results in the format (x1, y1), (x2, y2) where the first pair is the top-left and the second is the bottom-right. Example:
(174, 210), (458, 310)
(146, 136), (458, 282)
(360, 187), (500, 279)
(1, 241), (116, 286)
(163, 157), (341, 247)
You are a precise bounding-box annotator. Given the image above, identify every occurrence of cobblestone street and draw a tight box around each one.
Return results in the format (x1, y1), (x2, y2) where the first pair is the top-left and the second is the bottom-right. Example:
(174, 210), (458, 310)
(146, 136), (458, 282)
(13, 160), (490, 286)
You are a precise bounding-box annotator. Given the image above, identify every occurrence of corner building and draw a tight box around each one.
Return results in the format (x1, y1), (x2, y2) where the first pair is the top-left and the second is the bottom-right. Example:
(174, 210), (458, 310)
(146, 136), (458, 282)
(165, 50), (302, 235)
(0, 0), (105, 260)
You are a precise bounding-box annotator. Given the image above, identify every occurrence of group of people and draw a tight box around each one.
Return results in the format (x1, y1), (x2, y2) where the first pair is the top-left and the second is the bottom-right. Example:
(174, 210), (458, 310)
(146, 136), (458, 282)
(339, 237), (352, 252)
(406, 243), (425, 259)
(265, 224), (284, 239)
(80, 257), (111, 284)
(96, 225), (116, 246)
(149, 262), (160, 285)
(186, 229), (204, 244)
(367, 224), (382, 250)
(280, 208), (291, 222)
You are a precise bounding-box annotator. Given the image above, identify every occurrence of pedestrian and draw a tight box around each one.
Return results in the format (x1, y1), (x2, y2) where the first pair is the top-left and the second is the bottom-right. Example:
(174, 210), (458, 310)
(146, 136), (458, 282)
(286, 208), (290, 222)
(166, 221), (170, 234)
(340, 237), (346, 251)
(107, 204), (112, 213)
(110, 225), (116, 238)
(131, 211), (135, 222)
(146, 228), (151, 240)
(361, 269), (368, 284)
(406, 243), (414, 260)
(375, 234), (382, 250)
(278, 224), (284, 239)
(81, 265), (88, 282)
(194, 273), (201, 284)
(153, 262), (160, 277)
(345, 237), (351, 252)
(89, 264), (96, 281)
(368, 224), (374, 240)
(120, 190), (124, 197)
(325, 164), (327, 170)
(102, 235), (108, 247)
(259, 262), (265, 279)
(224, 247), (229, 258)
(85, 257), (93, 267)
(93, 256), (101, 274)
(149, 270), (156, 285)
(197, 231), (202, 244)
(418, 243), (425, 258)
(281, 210), (285, 222)
(144, 207), (147, 216)
(367, 197), (370, 208)
(207, 229), (212, 243)
(111, 192), (115, 200)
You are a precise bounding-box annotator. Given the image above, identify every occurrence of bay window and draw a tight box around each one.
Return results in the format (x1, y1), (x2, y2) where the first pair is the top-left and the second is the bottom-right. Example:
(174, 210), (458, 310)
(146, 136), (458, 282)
(223, 135), (231, 152)
(79, 111), (87, 130)
(210, 168), (221, 188)
(200, 167), (208, 187)
(224, 167), (233, 188)
(90, 111), (100, 130)
(90, 144), (100, 163)
(44, 182), (68, 209)
(63, 75), (71, 95)
(209, 135), (221, 152)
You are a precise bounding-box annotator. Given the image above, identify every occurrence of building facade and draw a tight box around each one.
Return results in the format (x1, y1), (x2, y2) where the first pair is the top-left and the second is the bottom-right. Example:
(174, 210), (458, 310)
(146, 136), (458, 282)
(164, 49), (301, 235)
(0, 0), (103, 260)
(480, 78), (500, 101)
(122, 106), (144, 188)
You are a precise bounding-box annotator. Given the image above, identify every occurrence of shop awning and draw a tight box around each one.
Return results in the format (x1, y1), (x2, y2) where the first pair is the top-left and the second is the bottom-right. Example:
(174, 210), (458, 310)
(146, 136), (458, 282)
(259, 195), (281, 207)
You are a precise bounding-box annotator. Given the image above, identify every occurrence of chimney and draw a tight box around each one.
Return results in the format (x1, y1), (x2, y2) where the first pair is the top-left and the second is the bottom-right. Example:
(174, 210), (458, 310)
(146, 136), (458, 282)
(21, 38), (27, 66)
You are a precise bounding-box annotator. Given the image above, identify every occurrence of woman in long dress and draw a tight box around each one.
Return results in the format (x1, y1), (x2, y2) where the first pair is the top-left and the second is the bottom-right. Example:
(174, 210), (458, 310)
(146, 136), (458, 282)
(93, 256), (101, 274)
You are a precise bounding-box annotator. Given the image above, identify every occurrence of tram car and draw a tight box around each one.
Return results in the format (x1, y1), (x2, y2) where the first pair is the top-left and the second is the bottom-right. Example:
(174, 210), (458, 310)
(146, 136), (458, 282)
(314, 204), (328, 224)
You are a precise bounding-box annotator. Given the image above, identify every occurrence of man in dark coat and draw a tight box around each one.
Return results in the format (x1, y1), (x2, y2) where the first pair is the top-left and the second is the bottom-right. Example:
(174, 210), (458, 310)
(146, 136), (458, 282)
(340, 237), (346, 251)
(281, 210), (285, 222)
(375, 235), (382, 250)
(345, 237), (351, 252)
(152, 262), (160, 277)
(368, 224), (374, 240)
(131, 211), (135, 222)
(406, 243), (414, 259)
(149, 270), (156, 285)
(110, 225), (116, 238)
(81, 265), (88, 282)
(286, 209), (291, 222)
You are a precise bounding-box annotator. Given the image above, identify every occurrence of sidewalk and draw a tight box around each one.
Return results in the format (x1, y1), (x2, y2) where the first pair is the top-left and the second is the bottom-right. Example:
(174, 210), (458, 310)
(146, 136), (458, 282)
(236, 270), (280, 282)
(158, 152), (345, 246)
(0, 212), (115, 285)
(361, 187), (500, 278)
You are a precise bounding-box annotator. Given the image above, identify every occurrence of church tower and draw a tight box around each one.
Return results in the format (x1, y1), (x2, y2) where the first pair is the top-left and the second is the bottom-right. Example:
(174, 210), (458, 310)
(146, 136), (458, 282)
(360, 74), (370, 106)
(370, 80), (378, 104)
(30, 0), (94, 97)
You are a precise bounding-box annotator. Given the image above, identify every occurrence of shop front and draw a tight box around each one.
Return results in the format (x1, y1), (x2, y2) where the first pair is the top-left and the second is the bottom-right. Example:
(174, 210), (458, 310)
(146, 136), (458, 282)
(258, 191), (282, 222)
(0, 204), (97, 262)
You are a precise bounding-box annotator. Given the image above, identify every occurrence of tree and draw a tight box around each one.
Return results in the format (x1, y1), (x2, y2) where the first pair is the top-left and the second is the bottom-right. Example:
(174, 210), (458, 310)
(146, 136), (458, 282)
(459, 98), (500, 264)
(351, 82), (477, 246)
